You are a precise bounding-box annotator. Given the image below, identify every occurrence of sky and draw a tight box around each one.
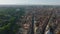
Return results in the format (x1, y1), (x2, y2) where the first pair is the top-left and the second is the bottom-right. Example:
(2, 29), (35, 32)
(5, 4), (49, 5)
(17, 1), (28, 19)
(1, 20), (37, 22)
(0, 0), (60, 5)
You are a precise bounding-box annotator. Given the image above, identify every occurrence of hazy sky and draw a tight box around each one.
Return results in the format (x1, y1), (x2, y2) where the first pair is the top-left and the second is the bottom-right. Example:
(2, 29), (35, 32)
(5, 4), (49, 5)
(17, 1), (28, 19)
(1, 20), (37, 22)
(0, 0), (60, 5)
